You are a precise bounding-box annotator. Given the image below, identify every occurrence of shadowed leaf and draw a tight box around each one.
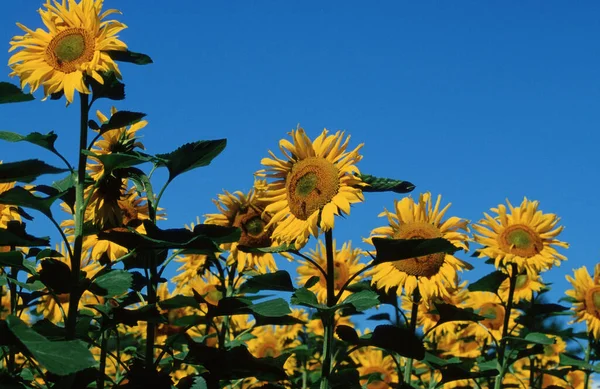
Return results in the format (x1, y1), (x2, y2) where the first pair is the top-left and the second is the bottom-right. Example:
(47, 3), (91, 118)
(0, 82), (34, 104)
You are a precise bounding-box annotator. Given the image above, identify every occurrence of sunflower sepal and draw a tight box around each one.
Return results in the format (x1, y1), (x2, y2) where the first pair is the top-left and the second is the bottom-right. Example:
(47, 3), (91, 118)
(371, 237), (460, 265)
(0, 81), (34, 104)
(356, 173), (415, 194)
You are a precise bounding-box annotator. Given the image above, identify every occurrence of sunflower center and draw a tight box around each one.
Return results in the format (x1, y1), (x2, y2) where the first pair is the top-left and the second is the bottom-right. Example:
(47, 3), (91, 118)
(46, 28), (95, 73)
(285, 157), (340, 220)
(584, 286), (600, 318)
(390, 222), (445, 277)
(498, 224), (543, 258)
(256, 338), (279, 358)
(479, 303), (505, 330)
(234, 208), (273, 248)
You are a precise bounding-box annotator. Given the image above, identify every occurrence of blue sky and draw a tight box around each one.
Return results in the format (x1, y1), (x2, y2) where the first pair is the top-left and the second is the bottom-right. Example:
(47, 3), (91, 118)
(2, 1), (600, 326)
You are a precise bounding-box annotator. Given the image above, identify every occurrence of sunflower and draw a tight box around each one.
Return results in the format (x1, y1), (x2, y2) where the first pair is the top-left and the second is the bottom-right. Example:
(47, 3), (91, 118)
(8, 0), (127, 103)
(247, 325), (300, 376)
(463, 291), (521, 345)
(351, 348), (398, 389)
(565, 264), (600, 339)
(297, 239), (365, 303)
(498, 272), (545, 303)
(367, 193), (470, 305)
(0, 181), (21, 229)
(256, 126), (364, 247)
(473, 198), (568, 276)
(204, 182), (279, 273)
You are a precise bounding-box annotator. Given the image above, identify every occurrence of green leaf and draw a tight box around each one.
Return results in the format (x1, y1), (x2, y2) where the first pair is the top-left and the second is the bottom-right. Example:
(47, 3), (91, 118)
(372, 237), (460, 265)
(89, 270), (132, 297)
(338, 290), (380, 312)
(39, 258), (71, 294)
(123, 167), (156, 221)
(0, 251), (37, 275)
(0, 159), (68, 183)
(155, 139), (227, 183)
(506, 332), (555, 346)
(0, 82), (34, 104)
(358, 173), (415, 193)
(559, 353), (600, 373)
(437, 360), (498, 386)
(367, 313), (391, 322)
(239, 271), (295, 294)
(88, 70), (125, 101)
(191, 376), (208, 389)
(433, 303), (485, 326)
(468, 270), (508, 293)
(35, 248), (64, 260)
(83, 150), (153, 174)
(290, 287), (322, 309)
(248, 298), (291, 317)
(6, 315), (96, 375)
(99, 110), (147, 133)
(4, 277), (45, 291)
(0, 221), (50, 247)
(159, 295), (200, 310)
(0, 131), (59, 156)
(238, 242), (296, 254)
(106, 50), (153, 65)
(0, 186), (63, 218)
(253, 314), (305, 327)
(335, 324), (359, 343)
(369, 325), (425, 360)
(303, 275), (320, 289)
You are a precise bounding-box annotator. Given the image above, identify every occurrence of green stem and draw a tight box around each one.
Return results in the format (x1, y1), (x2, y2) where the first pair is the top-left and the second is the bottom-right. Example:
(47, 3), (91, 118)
(97, 329), (108, 389)
(145, 252), (158, 370)
(320, 229), (335, 389)
(8, 255), (17, 373)
(494, 264), (517, 389)
(404, 289), (420, 384)
(66, 92), (90, 340)
(584, 335), (592, 389)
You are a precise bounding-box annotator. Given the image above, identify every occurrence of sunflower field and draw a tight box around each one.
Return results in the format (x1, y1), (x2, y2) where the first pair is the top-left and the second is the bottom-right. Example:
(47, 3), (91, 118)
(1, 1), (599, 389)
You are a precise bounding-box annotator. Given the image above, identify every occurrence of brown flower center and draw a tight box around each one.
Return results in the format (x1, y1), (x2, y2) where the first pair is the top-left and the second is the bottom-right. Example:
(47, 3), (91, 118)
(233, 207), (272, 248)
(46, 28), (95, 73)
(498, 224), (543, 258)
(584, 286), (600, 318)
(390, 222), (445, 277)
(479, 302), (505, 330)
(285, 157), (339, 220)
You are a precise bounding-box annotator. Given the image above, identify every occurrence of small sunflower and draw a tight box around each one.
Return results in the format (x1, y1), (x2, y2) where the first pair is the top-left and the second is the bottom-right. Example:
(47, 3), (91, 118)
(367, 193), (470, 305)
(566, 264), (600, 339)
(257, 126), (364, 247)
(297, 239), (365, 303)
(8, 0), (127, 103)
(464, 291), (521, 345)
(473, 198), (568, 276)
(498, 272), (545, 303)
(204, 182), (279, 273)
(351, 348), (398, 389)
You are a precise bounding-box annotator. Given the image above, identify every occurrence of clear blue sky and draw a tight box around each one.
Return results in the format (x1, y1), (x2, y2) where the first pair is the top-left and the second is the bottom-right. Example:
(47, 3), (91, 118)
(2, 1), (599, 320)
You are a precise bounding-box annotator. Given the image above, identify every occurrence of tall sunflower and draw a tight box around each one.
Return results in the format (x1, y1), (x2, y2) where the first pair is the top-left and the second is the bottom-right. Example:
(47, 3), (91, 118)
(472, 198), (568, 276)
(297, 239), (365, 303)
(204, 182), (279, 273)
(351, 348), (398, 389)
(257, 126), (364, 247)
(565, 264), (600, 339)
(8, 0), (127, 103)
(367, 193), (470, 305)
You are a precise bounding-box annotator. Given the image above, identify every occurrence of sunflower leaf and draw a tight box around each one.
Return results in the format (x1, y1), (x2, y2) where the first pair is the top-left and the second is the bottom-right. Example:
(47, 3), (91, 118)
(155, 139), (227, 183)
(0, 131), (59, 156)
(6, 315), (96, 376)
(0, 186), (64, 218)
(437, 360), (499, 386)
(39, 258), (72, 294)
(89, 270), (133, 297)
(0, 82), (34, 104)
(248, 298), (291, 317)
(290, 287), (322, 309)
(337, 290), (380, 312)
(468, 271), (508, 293)
(82, 150), (154, 174)
(358, 173), (415, 193)
(0, 159), (68, 183)
(335, 325), (359, 343)
(238, 271), (295, 294)
(433, 303), (485, 326)
(89, 71), (125, 101)
(371, 237), (459, 265)
(98, 111), (146, 133)
(368, 325), (425, 359)
(239, 243), (296, 254)
(0, 251), (37, 275)
(0, 221), (50, 247)
(106, 50), (153, 65)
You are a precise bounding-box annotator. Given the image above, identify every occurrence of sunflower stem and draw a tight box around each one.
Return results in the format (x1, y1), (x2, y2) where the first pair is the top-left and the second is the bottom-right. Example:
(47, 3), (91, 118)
(404, 288), (420, 384)
(66, 92), (90, 340)
(98, 328), (108, 389)
(8, 253), (17, 373)
(320, 229), (335, 389)
(494, 264), (517, 389)
(145, 252), (158, 370)
(584, 335), (592, 389)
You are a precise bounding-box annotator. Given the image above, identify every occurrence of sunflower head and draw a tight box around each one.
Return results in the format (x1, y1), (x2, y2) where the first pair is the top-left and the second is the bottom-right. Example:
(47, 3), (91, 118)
(367, 193), (470, 305)
(473, 198), (568, 276)
(566, 264), (600, 340)
(9, 0), (128, 103)
(257, 126), (364, 246)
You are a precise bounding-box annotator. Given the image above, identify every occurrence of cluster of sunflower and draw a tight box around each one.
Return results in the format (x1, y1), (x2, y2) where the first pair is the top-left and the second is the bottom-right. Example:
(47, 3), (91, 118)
(1, 1), (600, 389)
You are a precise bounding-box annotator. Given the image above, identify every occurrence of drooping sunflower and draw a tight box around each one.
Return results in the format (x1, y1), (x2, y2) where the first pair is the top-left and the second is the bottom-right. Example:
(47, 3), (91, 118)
(472, 198), (568, 276)
(297, 239), (365, 303)
(367, 193), (470, 305)
(8, 0), (127, 103)
(565, 264), (600, 339)
(351, 348), (398, 389)
(204, 182), (279, 273)
(498, 272), (545, 303)
(256, 126), (364, 247)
